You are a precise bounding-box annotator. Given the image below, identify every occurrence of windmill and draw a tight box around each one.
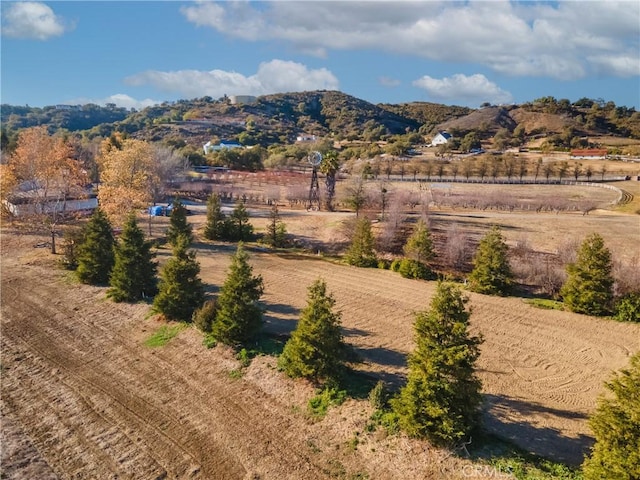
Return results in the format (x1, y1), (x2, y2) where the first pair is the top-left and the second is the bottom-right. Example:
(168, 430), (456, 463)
(306, 151), (322, 211)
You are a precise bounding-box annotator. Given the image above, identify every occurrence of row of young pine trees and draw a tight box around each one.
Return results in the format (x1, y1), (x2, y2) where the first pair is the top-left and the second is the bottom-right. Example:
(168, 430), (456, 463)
(68, 200), (637, 478)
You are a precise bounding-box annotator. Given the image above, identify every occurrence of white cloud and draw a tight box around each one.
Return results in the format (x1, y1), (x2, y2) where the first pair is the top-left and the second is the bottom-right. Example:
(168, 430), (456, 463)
(379, 76), (401, 87)
(2, 2), (70, 40)
(181, 1), (640, 80)
(67, 94), (160, 110)
(412, 74), (513, 106)
(124, 59), (339, 98)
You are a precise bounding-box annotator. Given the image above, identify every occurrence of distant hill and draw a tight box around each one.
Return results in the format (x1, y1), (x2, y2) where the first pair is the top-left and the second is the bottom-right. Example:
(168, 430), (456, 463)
(2, 92), (639, 154)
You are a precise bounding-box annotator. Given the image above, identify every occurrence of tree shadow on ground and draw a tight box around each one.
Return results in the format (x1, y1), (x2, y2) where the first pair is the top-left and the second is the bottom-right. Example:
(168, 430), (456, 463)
(341, 327), (370, 337)
(479, 394), (593, 466)
(261, 300), (300, 336)
(355, 346), (407, 369)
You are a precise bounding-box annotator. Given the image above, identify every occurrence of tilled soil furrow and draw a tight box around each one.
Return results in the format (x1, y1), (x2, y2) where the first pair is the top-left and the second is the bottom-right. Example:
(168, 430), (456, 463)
(1, 261), (334, 479)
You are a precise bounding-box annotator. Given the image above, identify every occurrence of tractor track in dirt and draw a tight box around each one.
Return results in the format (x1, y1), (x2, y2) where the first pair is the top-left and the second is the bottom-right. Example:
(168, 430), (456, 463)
(1, 255), (335, 479)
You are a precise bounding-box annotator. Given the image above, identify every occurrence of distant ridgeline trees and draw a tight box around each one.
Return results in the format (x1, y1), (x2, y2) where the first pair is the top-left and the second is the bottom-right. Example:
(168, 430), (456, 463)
(0, 103), (130, 134)
(2, 94), (639, 162)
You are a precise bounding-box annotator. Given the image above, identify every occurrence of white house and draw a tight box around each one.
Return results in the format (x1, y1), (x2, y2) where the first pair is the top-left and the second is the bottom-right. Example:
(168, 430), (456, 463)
(203, 140), (244, 155)
(430, 131), (452, 146)
(230, 95), (257, 105)
(296, 134), (317, 143)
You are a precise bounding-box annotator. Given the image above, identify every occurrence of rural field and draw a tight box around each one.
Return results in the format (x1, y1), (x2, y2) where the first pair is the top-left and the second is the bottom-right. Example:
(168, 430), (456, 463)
(2, 178), (639, 479)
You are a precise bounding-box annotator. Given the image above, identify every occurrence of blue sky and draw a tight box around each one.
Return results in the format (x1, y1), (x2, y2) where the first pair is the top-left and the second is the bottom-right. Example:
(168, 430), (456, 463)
(2, 1), (639, 110)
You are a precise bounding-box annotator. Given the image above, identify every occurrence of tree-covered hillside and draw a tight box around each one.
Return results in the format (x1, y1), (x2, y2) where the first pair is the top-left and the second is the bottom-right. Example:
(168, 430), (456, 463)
(1, 92), (638, 159)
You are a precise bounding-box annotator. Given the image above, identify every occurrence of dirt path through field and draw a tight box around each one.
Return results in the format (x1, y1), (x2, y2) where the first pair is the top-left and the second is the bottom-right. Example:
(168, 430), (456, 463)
(2, 229), (639, 477)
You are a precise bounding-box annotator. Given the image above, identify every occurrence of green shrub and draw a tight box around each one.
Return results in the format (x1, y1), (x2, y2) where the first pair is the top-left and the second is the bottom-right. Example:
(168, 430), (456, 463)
(615, 292), (640, 322)
(236, 348), (252, 368)
(583, 353), (640, 479)
(279, 279), (347, 383)
(560, 233), (614, 316)
(397, 258), (434, 280)
(377, 259), (390, 270)
(60, 226), (83, 270)
(368, 380), (388, 410)
(307, 385), (347, 418)
(192, 299), (217, 332)
(344, 217), (377, 267)
(390, 259), (401, 272)
(468, 226), (513, 296)
(144, 324), (184, 348)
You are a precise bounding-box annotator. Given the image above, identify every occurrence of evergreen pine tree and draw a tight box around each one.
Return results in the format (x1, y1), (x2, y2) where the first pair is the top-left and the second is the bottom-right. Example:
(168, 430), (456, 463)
(468, 226), (513, 295)
(279, 279), (347, 382)
(153, 234), (205, 321)
(399, 219), (435, 279)
(560, 233), (614, 316)
(166, 199), (193, 246)
(225, 201), (253, 241)
(211, 242), (264, 345)
(392, 282), (483, 446)
(583, 353), (640, 480)
(264, 204), (287, 247)
(344, 217), (377, 267)
(403, 219), (435, 264)
(76, 208), (115, 285)
(107, 213), (157, 302)
(203, 193), (226, 240)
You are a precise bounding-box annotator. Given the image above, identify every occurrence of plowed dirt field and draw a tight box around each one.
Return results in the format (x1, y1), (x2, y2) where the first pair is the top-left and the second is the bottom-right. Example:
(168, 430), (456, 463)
(2, 197), (639, 478)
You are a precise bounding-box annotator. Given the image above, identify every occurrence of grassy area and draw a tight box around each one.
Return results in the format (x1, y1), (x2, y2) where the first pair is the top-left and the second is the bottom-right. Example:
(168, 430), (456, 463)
(471, 432), (584, 480)
(525, 298), (565, 311)
(143, 323), (186, 348)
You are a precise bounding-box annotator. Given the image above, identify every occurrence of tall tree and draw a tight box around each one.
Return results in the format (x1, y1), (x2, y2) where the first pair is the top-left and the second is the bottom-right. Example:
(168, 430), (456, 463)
(279, 279), (347, 383)
(9, 126), (84, 215)
(211, 243), (264, 345)
(346, 177), (367, 217)
(98, 136), (158, 223)
(344, 217), (377, 267)
(225, 201), (253, 241)
(166, 198), (193, 246)
(392, 282), (483, 446)
(468, 226), (513, 295)
(153, 234), (204, 321)
(398, 218), (435, 279)
(582, 353), (640, 480)
(76, 208), (115, 285)
(403, 219), (435, 264)
(560, 233), (614, 316)
(320, 150), (340, 211)
(107, 213), (158, 302)
(0, 163), (18, 218)
(149, 145), (188, 204)
(203, 193), (226, 240)
(263, 204), (287, 248)
(9, 126), (87, 252)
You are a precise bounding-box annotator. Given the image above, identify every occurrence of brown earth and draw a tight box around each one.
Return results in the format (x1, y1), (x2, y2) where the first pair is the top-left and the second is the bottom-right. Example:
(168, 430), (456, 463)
(1, 232), (492, 480)
(2, 180), (639, 478)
